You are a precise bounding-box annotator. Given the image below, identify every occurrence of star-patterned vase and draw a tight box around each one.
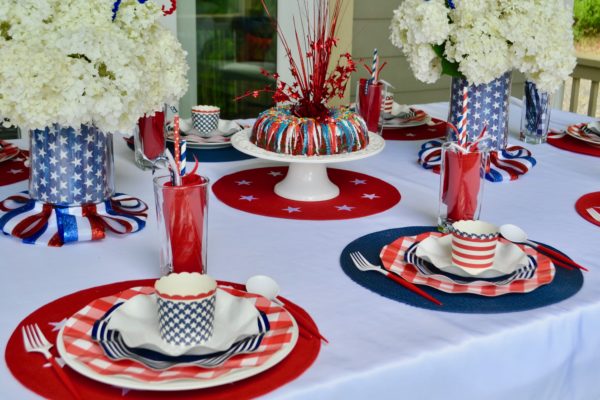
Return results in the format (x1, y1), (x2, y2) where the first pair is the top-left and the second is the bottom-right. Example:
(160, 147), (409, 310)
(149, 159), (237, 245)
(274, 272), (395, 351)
(29, 124), (114, 206)
(447, 72), (512, 151)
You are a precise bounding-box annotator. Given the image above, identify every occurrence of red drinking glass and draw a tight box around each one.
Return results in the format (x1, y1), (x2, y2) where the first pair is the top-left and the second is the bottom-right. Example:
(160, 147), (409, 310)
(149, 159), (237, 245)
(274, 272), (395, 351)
(356, 78), (386, 134)
(439, 142), (489, 229)
(134, 111), (166, 169)
(153, 174), (209, 275)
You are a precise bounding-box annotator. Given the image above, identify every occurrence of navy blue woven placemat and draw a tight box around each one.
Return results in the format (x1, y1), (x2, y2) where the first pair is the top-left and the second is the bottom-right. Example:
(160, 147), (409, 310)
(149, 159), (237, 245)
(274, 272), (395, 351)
(340, 226), (584, 313)
(124, 138), (253, 163)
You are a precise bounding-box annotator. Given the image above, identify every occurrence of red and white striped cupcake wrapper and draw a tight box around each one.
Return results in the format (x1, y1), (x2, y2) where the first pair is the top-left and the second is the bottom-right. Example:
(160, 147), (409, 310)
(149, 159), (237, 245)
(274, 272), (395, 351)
(380, 232), (555, 296)
(61, 286), (295, 382)
(450, 232), (498, 271)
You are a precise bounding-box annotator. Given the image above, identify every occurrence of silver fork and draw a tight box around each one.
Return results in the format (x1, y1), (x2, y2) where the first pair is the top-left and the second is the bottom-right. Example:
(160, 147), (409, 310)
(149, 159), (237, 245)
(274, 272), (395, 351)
(22, 324), (82, 400)
(349, 251), (442, 306)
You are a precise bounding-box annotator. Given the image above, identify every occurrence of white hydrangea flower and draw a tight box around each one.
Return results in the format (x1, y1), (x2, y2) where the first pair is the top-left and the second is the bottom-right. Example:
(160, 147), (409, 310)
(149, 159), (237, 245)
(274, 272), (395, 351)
(389, 0), (575, 92)
(0, 0), (188, 132)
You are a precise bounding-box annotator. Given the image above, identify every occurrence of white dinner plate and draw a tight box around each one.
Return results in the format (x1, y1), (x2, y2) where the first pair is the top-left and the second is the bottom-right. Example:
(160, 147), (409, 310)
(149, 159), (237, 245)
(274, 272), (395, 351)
(416, 234), (529, 278)
(56, 286), (299, 391)
(565, 123), (600, 146)
(166, 119), (243, 149)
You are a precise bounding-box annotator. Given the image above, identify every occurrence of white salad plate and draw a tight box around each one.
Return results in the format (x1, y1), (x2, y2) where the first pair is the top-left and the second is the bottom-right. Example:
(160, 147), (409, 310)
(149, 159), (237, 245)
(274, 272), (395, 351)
(416, 234), (529, 278)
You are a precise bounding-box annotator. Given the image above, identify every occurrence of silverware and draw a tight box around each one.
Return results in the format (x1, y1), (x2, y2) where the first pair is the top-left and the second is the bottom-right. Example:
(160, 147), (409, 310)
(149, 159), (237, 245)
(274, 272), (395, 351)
(22, 323), (82, 400)
(350, 251), (442, 306)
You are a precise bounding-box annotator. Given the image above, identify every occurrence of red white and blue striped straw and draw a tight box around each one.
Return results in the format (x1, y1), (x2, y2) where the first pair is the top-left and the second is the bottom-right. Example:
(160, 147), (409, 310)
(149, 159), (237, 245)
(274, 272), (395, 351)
(372, 48), (378, 83)
(458, 86), (468, 146)
(179, 139), (186, 176)
(173, 115), (181, 177)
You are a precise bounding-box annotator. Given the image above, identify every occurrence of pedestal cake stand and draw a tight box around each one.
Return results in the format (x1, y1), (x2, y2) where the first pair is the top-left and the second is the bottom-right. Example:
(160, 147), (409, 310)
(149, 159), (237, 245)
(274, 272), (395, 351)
(231, 129), (385, 201)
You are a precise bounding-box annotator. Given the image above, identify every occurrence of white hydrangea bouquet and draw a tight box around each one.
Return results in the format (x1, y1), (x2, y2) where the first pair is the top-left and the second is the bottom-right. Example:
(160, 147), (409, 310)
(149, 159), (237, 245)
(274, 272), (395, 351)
(0, 0), (188, 132)
(389, 0), (576, 93)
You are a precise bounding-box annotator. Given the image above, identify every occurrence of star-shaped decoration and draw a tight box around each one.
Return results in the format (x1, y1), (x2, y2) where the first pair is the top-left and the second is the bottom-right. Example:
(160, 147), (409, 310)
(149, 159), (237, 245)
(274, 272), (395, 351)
(84, 165), (93, 174)
(235, 180), (252, 186)
(73, 172), (82, 182)
(86, 134), (96, 144)
(350, 179), (366, 185)
(8, 168), (23, 174)
(282, 206), (301, 213)
(240, 195), (258, 202)
(335, 205), (354, 211)
(85, 178), (94, 188)
(50, 171), (58, 180)
(267, 171), (283, 177)
(362, 193), (380, 200)
(49, 318), (68, 332)
(72, 158), (82, 167)
(84, 193), (93, 202)
(84, 149), (93, 159)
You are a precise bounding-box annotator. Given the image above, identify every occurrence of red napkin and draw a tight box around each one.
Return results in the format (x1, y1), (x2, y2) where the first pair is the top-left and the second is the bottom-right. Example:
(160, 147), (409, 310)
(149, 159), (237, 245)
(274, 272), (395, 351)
(163, 174), (207, 273)
(442, 150), (484, 221)
(138, 112), (166, 160)
(358, 78), (383, 132)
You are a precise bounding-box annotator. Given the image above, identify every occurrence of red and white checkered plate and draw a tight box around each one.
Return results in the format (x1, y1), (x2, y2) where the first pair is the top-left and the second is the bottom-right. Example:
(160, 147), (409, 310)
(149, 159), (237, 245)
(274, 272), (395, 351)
(56, 286), (297, 390)
(565, 123), (600, 146)
(380, 232), (555, 296)
(0, 140), (20, 163)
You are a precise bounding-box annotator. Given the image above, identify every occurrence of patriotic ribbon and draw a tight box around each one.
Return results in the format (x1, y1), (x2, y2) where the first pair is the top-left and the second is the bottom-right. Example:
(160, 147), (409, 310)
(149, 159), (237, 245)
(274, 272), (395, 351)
(0, 192), (148, 247)
(417, 140), (537, 182)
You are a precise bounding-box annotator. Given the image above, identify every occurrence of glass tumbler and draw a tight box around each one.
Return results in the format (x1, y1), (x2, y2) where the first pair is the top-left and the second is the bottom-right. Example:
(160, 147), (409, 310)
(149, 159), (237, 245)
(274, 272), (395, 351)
(153, 174), (209, 276)
(520, 80), (552, 144)
(438, 142), (489, 230)
(134, 109), (166, 170)
(356, 78), (387, 134)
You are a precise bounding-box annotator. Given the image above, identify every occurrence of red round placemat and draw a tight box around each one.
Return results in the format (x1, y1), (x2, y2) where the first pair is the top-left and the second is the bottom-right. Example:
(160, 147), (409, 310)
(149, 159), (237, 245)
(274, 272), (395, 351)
(547, 132), (600, 158)
(575, 192), (600, 227)
(382, 118), (446, 141)
(212, 167), (401, 220)
(5, 279), (321, 400)
(0, 150), (28, 186)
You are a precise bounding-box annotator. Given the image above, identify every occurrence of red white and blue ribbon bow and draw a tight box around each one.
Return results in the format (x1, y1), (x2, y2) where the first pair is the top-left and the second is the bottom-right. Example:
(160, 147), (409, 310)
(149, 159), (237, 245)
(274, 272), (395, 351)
(417, 140), (537, 182)
(0, 192), (148, 247)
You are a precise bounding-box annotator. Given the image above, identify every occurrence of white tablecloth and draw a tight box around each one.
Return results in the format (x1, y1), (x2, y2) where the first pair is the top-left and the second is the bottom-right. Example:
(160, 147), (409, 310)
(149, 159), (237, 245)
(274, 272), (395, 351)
(1, 102), (599, 400)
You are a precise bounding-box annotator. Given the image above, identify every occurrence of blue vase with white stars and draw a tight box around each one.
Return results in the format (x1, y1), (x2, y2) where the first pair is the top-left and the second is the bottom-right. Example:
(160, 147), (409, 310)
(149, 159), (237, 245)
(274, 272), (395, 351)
(29, 124), (115, 206)
(447, 71), (512, 151)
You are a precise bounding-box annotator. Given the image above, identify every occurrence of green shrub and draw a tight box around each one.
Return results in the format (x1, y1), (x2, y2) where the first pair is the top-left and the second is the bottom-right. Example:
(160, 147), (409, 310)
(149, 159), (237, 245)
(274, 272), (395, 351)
(574, 0), (600, 40)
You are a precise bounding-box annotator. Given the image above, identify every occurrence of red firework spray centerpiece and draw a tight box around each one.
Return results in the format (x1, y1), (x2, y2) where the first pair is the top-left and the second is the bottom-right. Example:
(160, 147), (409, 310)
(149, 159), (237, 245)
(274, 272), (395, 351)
(236, 0), (355, 122)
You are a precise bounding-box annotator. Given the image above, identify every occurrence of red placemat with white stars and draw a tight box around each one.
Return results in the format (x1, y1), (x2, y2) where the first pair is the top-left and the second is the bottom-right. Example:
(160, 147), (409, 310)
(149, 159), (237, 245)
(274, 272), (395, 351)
(382, 118), (446, 141)
(5, 279), (321, 400)
(0, 150), (28, 186)
(212, 167), (401, 220)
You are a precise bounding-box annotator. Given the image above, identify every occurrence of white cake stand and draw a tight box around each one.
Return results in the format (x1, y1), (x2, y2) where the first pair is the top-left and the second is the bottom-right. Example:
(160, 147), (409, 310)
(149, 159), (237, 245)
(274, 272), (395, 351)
(231, 129), (385, 201)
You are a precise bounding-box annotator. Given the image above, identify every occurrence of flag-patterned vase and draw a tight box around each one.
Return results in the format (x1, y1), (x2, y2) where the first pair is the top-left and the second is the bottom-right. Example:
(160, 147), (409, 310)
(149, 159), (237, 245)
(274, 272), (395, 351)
(29, 124), (114, 206)
(447, 71), (512, 151)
